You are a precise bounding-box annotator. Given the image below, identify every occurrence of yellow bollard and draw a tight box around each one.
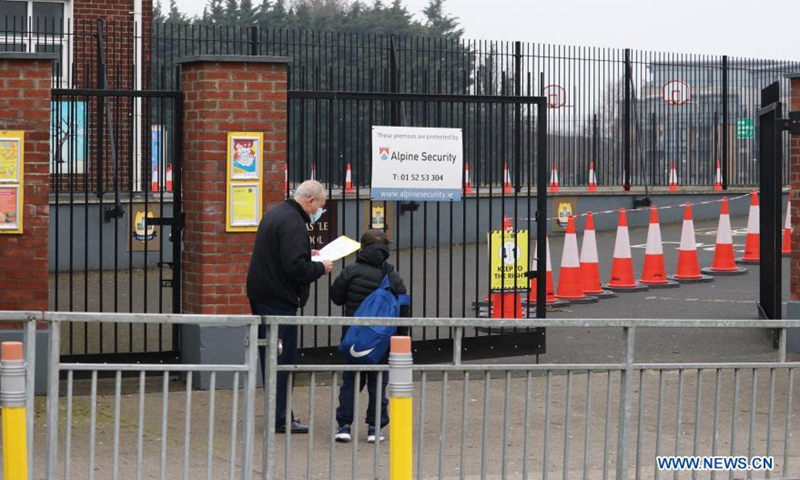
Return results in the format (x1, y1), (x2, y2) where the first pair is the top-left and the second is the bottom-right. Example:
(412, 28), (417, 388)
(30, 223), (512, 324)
(2, 341), (28, 480)
(388, 336), (413, 480)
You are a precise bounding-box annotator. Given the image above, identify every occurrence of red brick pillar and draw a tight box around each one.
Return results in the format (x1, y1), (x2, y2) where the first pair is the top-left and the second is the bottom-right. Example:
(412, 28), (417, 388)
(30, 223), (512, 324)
(791, 74), (800, 301)
(0, 54), (53, 312)
(179, 56), (290, 315)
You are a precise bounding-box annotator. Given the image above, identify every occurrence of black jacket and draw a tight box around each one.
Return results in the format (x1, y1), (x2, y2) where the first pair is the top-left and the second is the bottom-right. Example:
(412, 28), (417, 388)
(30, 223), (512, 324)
(330, 242), (407, 316)
(246, 199), (326, 309)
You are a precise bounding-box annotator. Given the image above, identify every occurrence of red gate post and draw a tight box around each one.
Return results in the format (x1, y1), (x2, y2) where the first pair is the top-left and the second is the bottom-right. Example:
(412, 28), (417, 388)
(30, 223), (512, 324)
(178, 55), (291, 388)
(0, 53), (55, 394)
(788, 73), (800, 351)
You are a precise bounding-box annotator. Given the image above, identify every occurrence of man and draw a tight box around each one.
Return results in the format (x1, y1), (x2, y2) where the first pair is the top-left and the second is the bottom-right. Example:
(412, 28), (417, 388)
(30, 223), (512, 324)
(247, 180), (334, 433)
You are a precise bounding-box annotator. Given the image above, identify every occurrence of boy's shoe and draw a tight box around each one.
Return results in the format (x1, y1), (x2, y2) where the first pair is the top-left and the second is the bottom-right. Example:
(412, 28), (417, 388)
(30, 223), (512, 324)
(335, 424), (352, 443)
(366, 426), (385, 443)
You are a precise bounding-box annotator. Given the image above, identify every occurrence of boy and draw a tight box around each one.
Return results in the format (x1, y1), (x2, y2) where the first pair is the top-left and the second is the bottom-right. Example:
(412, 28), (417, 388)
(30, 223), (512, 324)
(330, 229), (407, 443)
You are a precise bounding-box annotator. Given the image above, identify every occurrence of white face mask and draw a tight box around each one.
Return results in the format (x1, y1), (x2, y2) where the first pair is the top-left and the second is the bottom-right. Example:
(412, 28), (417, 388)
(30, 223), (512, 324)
(310, 207), (325, 223)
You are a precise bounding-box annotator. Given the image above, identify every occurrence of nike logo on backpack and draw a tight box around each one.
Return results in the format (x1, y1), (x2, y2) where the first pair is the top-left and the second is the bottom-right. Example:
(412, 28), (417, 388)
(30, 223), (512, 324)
(350, 345), (375, 358)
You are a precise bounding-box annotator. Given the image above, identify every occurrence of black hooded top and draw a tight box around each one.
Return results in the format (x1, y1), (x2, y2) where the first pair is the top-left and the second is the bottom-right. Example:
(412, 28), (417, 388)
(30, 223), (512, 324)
(330, 242), (407, 316)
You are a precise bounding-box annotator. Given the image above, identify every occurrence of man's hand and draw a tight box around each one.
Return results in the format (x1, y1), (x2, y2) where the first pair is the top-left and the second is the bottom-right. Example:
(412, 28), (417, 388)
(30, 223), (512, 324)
(321, 259), (334, 274)
(311, 249), (321, 257)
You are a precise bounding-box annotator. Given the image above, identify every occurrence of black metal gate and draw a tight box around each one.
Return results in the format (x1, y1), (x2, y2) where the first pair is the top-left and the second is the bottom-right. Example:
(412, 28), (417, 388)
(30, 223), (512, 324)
(758, 83), (783, 321)
(51, 82), (183, 362)
(288, 90), (549, 363)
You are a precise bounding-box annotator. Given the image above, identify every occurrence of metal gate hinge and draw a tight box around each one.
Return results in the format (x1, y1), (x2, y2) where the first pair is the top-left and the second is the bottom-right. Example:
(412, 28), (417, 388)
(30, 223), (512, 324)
(785, 111), (800, 134)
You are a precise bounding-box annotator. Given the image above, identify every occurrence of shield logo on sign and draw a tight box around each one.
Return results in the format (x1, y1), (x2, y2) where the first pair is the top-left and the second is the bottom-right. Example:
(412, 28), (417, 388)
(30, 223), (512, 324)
(557, 202), (573, 229)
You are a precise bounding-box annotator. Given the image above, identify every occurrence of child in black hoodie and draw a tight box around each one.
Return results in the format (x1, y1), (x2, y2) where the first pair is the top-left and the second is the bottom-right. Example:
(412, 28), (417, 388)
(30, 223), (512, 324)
(330, 229), (407, 443)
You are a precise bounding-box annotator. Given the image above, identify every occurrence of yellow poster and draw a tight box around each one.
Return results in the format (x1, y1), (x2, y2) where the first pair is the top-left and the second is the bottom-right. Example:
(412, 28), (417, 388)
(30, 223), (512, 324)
(0, 134), (22, 182)
(228, 183), (260, 230)
(489, 229), (529, 291)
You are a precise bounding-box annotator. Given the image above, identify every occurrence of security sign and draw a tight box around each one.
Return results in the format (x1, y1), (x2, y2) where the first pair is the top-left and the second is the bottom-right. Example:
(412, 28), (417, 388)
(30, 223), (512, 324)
(489, 229), (529, 291)
(662, 80), (691, 106)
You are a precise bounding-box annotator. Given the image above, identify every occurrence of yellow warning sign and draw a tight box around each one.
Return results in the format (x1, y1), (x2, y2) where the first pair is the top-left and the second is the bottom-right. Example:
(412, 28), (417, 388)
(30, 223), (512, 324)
(553, 196), (578, 231)
(489, 229), (529, 291)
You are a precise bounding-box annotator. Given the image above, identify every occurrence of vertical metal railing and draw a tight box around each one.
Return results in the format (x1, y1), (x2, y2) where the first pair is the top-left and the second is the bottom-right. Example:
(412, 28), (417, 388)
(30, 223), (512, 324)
(41, 313), (260, 480)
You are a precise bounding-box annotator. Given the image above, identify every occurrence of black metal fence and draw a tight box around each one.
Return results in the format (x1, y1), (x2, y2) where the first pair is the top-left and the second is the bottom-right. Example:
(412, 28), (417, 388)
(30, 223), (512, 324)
(3, 20), (796, 188)
(146, 24), (799, 188)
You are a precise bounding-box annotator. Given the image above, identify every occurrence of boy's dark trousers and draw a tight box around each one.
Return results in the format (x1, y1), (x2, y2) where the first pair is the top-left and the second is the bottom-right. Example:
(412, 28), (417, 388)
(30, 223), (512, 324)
(336, 365), (389, 428)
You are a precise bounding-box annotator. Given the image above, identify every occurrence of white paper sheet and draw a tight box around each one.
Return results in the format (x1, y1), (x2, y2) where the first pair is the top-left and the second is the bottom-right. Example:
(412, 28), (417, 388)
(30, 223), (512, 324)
(311, 235), (361, 262)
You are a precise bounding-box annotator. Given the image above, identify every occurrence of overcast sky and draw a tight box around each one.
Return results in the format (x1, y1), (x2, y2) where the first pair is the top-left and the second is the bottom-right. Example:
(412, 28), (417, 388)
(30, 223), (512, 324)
(172, 0), (799, 61)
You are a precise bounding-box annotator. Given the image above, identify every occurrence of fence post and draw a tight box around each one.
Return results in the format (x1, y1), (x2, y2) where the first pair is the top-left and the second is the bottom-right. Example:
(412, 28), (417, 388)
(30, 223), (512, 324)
(722, 55), (729, 190)
(249, 25), (259, 56)
(241, 321), (259, 480)
(615, 326), (635, 480)
(514, 41), (522, 191)
(389, 336), (413, 480)
(624, 49), (632, 191)
(45, 321), (60, 480)
(261, 321), (279, 480)
(1, 342), (28, 480)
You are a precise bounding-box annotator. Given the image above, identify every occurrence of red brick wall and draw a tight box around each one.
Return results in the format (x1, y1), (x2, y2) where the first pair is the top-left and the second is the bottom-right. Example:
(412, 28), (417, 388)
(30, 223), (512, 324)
(72, 0), (153, 90)
(791, 77), (800, 300)
(180, 58), (289, 315)
(57, 1), (154, 194)
(0, 57), (52, 312)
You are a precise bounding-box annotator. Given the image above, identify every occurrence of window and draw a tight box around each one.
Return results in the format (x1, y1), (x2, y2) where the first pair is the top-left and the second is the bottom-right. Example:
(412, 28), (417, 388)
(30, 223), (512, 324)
(0, 0), (71, 79)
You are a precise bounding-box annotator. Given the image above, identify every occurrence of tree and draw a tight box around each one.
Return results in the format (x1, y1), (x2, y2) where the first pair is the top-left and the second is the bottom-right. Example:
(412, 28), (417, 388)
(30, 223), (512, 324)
(422, 0), (462, 38)
(203, 0), (226, 24)
(240, 0), (257, 24)
(167, 0), (186, 22)
(225, 0), (239, 23)
(154, 0), (166, 23)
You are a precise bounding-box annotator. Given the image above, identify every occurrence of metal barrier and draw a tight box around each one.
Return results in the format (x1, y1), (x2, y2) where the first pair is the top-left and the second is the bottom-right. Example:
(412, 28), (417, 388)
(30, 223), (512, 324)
(4, 312), (800, 479)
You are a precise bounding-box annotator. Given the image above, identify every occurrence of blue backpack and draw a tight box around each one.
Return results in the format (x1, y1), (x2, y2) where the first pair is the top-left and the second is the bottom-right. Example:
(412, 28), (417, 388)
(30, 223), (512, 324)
(339, 267), (399, 364)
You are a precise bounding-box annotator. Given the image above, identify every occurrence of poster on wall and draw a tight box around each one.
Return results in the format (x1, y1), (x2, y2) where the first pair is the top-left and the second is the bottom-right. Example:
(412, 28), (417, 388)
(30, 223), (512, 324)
(371, 126), (463, 202)
(226, 132), (264, 232)
(50, 101), (87, 174)
(228, 183), (260, 229)
(0, 185), (21, 232)
(228, 133), (261, 180)
(0, 134), (21, 182)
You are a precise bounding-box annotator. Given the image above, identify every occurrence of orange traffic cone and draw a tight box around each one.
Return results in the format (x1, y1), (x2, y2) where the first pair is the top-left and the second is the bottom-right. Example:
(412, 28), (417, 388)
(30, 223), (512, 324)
(344, 163), (355, 194)
(166, 165), (173, 192)
(503, 162), (513, 194)
(738, 191), (760, 264)
(503, 215), (514, 232)
(587, 162), (598, 192)
(782, 196), (791, 256)
(557, 215), (598, 303)
(580, 212), (615, 299)
(640, 206), (679, 288)
(491, 291), (523, 319)
(526, 237), (569, 307)
(606, 208), (648, 292)
(702, 198), (747, 275)
(669, 203), (714, 283)
(713, 160), (723, 191)
(668, 163), (679, 192)
(464, 163), (473, 194)
(311, 163), (317, 181)
(549, 164), (560, 193)
(151, 162), (159, 192)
